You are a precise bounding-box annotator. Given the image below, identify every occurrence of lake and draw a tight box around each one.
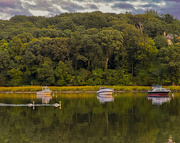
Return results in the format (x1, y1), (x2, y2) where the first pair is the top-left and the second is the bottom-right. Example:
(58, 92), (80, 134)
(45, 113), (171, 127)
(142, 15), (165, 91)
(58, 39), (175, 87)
(0, 92), (179, 143)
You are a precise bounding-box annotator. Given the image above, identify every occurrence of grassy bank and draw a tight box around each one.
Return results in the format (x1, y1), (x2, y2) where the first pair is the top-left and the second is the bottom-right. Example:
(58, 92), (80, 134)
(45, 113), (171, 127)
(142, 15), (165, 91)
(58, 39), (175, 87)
(0, 85), (180, 93)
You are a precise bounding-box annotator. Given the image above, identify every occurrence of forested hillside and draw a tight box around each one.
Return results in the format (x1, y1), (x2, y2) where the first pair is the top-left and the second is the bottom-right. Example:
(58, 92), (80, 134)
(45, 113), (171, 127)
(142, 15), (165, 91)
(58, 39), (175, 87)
(0, 10), (180, 86)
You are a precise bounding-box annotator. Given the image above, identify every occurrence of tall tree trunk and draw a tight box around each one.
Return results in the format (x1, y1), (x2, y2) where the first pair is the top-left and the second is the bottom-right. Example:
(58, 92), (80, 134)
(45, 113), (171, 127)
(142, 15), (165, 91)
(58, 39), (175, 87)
(106, 57), (109, 69)
(88, 60), (90, 69)
(139, 22), (143, 33)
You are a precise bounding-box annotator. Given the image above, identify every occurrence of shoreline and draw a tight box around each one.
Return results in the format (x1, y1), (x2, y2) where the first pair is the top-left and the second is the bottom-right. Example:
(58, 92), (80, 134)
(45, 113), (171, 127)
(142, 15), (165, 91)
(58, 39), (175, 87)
(0, 86), (180, 93)
(0, 90), (145, 94)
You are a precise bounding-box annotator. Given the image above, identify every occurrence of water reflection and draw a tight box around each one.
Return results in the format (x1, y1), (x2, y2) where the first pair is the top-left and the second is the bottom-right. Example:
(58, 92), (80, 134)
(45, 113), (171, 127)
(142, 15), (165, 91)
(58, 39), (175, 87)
(0, 94), (60, 107)
(147, 96), (171, 105)
(97, 95), (114, 103)
(1, 92), (180, 143)
(37, 94), (52, 104)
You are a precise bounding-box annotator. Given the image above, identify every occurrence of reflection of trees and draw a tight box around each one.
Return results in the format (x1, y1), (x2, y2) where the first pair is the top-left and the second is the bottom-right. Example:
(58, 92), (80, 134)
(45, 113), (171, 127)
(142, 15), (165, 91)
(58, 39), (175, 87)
(0, 93), (179, 142)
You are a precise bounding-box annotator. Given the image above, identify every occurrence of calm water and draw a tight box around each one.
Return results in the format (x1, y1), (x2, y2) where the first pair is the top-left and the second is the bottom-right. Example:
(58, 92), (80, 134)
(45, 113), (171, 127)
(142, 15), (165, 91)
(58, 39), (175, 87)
(0, 92), (179, 143)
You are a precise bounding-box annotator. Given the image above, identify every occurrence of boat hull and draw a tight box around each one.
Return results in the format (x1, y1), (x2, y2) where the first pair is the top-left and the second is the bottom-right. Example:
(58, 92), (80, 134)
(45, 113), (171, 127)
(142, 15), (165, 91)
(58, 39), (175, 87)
(147, 92), (169, 97)
(36, 92), (52, 95)
(97, 91), (113, 97)
(97, 87), (114, 97)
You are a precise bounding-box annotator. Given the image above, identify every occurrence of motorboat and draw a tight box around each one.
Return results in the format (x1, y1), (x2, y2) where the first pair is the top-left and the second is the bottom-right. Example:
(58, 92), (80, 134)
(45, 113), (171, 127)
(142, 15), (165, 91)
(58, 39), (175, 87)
(36, 86), (52, 95)
(97, 87), (114, 97)
(147, 85), (171, 96)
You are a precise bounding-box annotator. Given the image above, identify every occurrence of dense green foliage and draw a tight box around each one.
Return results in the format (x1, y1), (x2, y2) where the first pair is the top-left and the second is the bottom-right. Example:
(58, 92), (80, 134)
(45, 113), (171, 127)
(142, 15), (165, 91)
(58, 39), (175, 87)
(0, 10), (180, 86)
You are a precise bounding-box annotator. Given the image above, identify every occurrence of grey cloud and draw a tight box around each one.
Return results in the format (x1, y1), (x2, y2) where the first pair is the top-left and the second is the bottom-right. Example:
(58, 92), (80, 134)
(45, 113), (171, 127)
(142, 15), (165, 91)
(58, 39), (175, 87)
(0, 0), (180, 20)
(158, 3), (180, 19)
(142, 3), (160, 9)
(132, 8), (145, 15)
(73, 0), (85, 2)
(0, 0), (21, 11)
(88, 4), (99, 9)
(165, 0), (180, 2)
(112, 2), (135, 10)
(103, 0), (163, 2)
(129, 0), (180, 19)
(0, 0), (31, 16)
(21, 0), (62, 17)
(0, 1), (18, 9)
(60, 1), (85, 12)
(92, 0), (104, 2)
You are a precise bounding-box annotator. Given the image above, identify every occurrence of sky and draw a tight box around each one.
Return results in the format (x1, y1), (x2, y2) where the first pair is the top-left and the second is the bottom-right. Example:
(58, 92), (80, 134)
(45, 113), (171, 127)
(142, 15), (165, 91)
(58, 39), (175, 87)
(0, 0), (180, 20)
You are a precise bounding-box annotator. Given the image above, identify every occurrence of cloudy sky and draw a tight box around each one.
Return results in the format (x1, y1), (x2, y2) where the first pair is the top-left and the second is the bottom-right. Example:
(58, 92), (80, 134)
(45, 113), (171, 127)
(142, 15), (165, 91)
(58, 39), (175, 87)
(0, 0), (180, 20)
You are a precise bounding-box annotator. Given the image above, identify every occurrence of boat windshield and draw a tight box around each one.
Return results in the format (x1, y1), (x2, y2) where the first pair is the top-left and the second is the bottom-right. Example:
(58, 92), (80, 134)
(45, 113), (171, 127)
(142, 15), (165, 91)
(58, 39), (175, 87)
(42, 86), (51, 91)
(152, 85), (162, 89)
(99, 87), (106, 89)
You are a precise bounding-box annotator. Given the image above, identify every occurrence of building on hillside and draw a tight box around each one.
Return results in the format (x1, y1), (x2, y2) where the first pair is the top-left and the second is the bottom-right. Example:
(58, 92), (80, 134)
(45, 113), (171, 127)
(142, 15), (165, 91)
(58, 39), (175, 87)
(166, 34), (173, 45)
(164, 32), (173, 45)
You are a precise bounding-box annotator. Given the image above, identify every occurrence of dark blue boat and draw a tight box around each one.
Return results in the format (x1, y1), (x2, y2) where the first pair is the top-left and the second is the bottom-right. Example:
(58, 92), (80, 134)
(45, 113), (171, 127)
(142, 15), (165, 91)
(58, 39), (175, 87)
(147, 85), (171, 96)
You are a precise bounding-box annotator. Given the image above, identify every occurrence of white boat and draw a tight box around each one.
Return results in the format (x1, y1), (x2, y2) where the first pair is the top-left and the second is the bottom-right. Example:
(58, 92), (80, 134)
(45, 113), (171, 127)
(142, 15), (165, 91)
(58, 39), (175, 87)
(147, 85), (171, 96)
(97, 87), (114, 97)
(36, 86), (52, 95)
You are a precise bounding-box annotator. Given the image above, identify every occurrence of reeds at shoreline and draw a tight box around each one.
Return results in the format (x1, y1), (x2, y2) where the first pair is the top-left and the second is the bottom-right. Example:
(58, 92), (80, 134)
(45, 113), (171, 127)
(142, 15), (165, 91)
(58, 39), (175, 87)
(0, 85), (180, 93)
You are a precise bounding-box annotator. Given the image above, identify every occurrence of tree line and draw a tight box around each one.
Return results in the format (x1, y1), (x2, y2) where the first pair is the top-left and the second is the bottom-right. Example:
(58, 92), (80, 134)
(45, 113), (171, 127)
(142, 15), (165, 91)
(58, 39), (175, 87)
(0, 10), (180, 86)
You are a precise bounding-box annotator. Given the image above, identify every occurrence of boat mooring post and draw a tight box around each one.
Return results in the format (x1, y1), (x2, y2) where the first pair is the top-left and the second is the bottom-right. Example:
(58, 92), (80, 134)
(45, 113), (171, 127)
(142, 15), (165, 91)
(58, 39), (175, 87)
(59, 101), (61, 109)
(33, 101), (35, 110)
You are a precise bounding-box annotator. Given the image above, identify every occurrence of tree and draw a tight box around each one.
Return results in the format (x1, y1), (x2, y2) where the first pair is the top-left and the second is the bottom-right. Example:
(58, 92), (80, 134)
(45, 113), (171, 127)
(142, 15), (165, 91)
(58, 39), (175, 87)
(69, 31), (88, 70)
(122, 25), (143, 76)
(144, 9), (159, 18)
(0, 50), (10, 86)
(135, 37), (158, 70)
(158, 45), (180, 85)
(161, 13), (176, 24)
(8, 37), (23, 58)
(56, 17), (76, 31)
(154, 35), (168, 49)
(55, 61), (71, 85)
(96, 29), (124, 69)
(130, 14), (149, 33)
(80, 29), (101, 70)
(17, 32), (34, 43)
(91, 68), (104, 85)
(7, 68), (23, 86)
(0, 39), (8, 50)
(37, 57), (55, 85)
(72, 68), (90, 85)
(143, 18), (165, 38)
(84, 12), (108, 29)
(10, 15), (29, 23)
